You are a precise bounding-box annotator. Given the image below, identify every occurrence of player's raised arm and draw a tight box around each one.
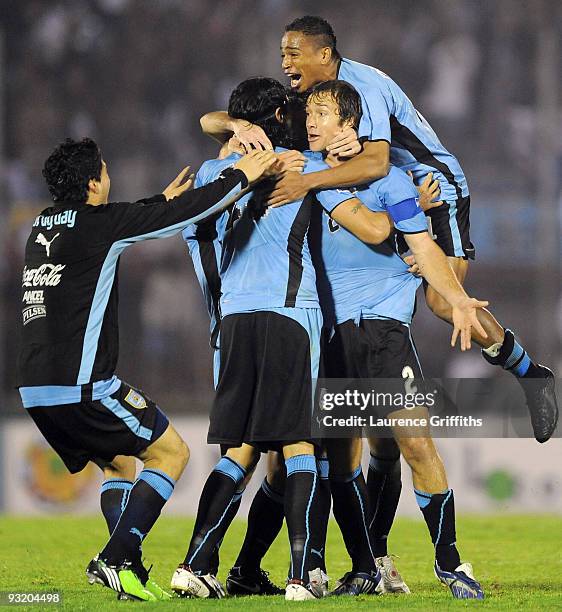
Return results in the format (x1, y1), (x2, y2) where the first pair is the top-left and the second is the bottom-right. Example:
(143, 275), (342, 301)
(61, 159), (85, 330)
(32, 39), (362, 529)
(200, 111), (273, 150)
(110, 151), (276, 241)
(403, 232), (489, 351)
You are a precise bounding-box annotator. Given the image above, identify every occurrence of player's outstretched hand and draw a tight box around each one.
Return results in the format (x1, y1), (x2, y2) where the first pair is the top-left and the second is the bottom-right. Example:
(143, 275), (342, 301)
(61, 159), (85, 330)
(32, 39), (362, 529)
(162, 166), (195, 201)
(451, 297), (489, 351)
(326, 127), (362, 158)
(408, 171), (443, 211)
(234, 150), (277, 184)
(233, 120), (273, 151)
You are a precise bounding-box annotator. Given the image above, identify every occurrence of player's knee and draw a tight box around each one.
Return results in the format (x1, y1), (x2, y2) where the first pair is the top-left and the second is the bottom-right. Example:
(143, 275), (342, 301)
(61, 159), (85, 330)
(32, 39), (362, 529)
(161, 437), (189, 480)
(266, 451), (286, 490)
(140, 425), (189, 479)
(399, 436), (434, 469)
(226, 444), (259, 473)
(177, 438), (190, 471)
(283, 441), (315, 459)
(107, 455), (136, 481)
(368, 436), (400, 460)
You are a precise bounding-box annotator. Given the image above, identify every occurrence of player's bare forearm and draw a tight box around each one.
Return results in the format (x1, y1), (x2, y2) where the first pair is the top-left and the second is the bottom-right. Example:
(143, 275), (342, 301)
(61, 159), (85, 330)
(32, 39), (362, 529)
(331, 199), (393, 245)
(406, 232), (489, 349)
(200, 111), (272, 151)
(307, 141), (390, 190)
(405, 233), (467, 307)
(200, 111), (234, 144)
(268, 142), (391, 207)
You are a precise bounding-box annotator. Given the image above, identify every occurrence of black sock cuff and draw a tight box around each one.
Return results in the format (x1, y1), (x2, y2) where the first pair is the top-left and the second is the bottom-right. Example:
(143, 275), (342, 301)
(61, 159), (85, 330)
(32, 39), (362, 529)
(330, 465), (362, 483)
(369, 453), (400, 474)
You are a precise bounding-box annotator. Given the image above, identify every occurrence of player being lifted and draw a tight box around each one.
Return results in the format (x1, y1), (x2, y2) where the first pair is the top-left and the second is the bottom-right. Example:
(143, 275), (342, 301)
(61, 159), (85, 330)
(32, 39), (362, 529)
(201, 15), (558, 447)
(16, 137), (275, 602)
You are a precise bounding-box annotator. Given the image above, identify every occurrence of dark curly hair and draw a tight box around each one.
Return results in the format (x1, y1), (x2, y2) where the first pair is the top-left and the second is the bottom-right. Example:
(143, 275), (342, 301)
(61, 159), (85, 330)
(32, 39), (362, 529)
(285, 16), (340, 60)
(228, 77), (292, 149)
(284, 91), (309, 151)
(42, 137), (102, 203)
(309, 80), (362, 129)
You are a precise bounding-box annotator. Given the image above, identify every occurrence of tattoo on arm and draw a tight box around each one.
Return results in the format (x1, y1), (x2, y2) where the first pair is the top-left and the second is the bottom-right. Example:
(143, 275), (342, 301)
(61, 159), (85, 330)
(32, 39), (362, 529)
(350, 202), (362, 214)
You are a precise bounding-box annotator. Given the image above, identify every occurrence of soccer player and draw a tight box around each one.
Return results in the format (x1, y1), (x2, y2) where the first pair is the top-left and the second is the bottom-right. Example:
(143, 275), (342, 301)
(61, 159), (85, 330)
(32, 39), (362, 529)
(277, 16), (558, 444)
(182, 193), (286, 596)
(16, 137), (275, 601)
(171, 77), (407, 602)
(199, 16), (558, 444)
(305, 80), (486, 599)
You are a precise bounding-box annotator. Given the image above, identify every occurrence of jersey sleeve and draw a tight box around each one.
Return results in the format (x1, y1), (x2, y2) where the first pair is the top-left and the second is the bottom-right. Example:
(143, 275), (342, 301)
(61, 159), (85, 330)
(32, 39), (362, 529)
(302, 155), (356, 214)
(314, 188), (356, 214)
(358, 86), (391, 143)
(108, 168), (248, 243)
(378, 168), (427, 233)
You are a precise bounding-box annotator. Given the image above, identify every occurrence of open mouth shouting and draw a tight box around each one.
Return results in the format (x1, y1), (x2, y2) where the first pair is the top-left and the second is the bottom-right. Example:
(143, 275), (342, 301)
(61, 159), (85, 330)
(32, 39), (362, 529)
(286, 72), (303, 90)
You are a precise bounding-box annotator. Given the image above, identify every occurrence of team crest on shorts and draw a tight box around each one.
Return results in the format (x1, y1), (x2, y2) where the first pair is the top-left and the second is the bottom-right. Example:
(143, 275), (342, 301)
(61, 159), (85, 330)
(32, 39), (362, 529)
(125, 389), (147, 410)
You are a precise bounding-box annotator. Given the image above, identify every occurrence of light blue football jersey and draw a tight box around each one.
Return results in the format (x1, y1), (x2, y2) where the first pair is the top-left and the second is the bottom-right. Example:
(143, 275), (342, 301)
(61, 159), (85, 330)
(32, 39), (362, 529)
(338, 58), (469, 203)
(311, 163), (426, 327)
(185, 149), (353, 317)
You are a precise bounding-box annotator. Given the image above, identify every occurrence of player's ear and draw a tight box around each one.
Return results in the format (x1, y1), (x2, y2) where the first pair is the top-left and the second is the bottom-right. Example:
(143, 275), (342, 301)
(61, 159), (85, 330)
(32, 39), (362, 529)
(275, 107), (284, 123)
(320, 46), (332, 65)
(88, 178), (100, 195)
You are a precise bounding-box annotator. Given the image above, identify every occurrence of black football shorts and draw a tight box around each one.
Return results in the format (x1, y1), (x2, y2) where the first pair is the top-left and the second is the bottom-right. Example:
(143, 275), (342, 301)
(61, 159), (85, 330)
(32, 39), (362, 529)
(27, 381), (169, 473)
(209, 308), (322, 450)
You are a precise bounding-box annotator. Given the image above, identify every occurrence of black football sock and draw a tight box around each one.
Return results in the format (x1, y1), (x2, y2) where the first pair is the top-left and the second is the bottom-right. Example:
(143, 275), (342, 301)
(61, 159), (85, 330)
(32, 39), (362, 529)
(284, 455), (318, 582)
(234, 478), (284, 573)
(209, 489), (243, 575)
(415, 488), (461, 571)
(100, 469), (175, 568)
(183, 456), (246, 573)
(331, 466), (376, 573)
(482, 328), (537, 378)
(307, 457), (330, 574)
(367, 453), (402, 557)
(100, 478), (133, 534)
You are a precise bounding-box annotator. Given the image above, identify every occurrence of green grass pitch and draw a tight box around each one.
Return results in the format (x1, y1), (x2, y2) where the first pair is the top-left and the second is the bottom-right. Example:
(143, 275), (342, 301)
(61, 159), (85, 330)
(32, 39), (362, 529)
(1, 515), (560, 610)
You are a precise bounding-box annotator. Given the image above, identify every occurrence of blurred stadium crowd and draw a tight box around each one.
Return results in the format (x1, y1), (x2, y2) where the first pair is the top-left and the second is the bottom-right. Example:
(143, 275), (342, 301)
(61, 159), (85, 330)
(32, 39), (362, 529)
(1, 0), (561, 412)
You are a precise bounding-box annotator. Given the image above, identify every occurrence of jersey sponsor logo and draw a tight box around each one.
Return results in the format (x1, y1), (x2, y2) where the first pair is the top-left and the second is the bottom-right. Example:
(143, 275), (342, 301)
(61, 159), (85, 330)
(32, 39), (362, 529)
(22, 290), (44, 305)
(33, 209), (77, 230)
(22, 264), (65, 287)
(124, 389), (147, 410)
(22, 305), (47, 325)
(35, 232), (60, 257)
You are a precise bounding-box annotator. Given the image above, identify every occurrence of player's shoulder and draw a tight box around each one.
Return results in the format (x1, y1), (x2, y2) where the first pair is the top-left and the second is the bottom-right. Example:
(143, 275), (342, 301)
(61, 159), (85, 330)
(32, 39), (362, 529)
(339, 57), (393, 87)
(302, 150), (329, 174)
(197, 154), (239, 185)
(372, 166), (418, 204)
